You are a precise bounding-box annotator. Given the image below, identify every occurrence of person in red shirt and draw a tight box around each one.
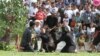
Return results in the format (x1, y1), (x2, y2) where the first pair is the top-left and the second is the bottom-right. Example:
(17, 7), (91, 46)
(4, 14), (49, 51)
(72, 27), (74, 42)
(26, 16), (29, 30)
(35, 7), (46, 21)
(35, 7), (46, 26)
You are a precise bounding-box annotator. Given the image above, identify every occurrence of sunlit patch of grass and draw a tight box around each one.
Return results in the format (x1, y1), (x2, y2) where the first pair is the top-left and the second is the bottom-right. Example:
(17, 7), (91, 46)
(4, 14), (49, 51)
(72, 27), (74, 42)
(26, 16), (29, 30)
(0, 50), (100, 56)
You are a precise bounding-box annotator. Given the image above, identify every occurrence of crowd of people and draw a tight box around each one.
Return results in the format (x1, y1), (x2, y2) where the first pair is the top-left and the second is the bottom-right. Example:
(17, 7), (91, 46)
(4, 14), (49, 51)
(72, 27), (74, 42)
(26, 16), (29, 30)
(20, 0), (100, 52)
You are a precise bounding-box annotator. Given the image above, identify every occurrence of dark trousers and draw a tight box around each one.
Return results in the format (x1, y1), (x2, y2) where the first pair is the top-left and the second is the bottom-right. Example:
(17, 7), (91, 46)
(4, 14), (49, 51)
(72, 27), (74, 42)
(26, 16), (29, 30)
(22, 45), (33, 52)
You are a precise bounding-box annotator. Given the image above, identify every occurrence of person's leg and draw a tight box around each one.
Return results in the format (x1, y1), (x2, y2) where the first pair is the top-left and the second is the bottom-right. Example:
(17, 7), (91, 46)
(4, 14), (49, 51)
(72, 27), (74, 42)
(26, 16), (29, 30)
(55, 41), (66, 52)
(22, 45), (33, 52)
(37, 38), (42, 51)
(90, 35), (100, 51)
(68, 45), (76, 52)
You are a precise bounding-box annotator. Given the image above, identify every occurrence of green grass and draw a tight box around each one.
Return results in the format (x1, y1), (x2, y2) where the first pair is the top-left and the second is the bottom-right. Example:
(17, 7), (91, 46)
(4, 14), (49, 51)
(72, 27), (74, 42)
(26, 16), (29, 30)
(0, 50), (100, 56)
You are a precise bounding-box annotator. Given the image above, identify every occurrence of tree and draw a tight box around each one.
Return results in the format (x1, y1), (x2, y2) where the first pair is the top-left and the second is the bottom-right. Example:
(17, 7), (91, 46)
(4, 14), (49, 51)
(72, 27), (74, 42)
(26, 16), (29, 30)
(0, 0), (27, 37)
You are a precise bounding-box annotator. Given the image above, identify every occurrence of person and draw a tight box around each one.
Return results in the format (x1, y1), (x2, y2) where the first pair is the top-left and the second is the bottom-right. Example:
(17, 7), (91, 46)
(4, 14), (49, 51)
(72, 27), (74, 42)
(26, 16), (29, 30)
(35, 7), (46, 25)
(75, 12), (82, 23)
(64, 5), (74, 19)
(34, 20), (42, 51)
(40, 25), (50, 52)
(50, 2), (58, 14)
(90, 25), (100, 51)
(28, 3), (38, 21)
(44, 11), (58, 52)
(81, 6), (92, 27)
(57, 21), (76, 52)
(20, 21), (35, 52)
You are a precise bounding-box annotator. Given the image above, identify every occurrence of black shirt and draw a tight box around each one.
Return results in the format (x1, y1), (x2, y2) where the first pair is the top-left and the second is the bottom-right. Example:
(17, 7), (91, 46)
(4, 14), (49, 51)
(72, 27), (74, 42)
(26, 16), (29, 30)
(45, 15), (58, 28)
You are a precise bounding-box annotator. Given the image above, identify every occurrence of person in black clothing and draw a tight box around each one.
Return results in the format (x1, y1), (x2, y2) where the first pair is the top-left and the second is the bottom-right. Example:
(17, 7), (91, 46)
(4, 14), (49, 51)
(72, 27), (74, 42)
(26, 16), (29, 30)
(44, 12), (58, 52)
(90, 26), (100, 51)
(44, 12), (58, 28)
(20, 21), (35, 52)
(57, 23), (76, 52)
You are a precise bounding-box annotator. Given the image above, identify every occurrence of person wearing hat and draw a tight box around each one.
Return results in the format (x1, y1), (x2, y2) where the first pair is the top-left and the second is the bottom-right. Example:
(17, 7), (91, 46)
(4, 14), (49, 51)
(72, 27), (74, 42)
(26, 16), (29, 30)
(20, 21), (35, 52)
(34, 20), (42, 51)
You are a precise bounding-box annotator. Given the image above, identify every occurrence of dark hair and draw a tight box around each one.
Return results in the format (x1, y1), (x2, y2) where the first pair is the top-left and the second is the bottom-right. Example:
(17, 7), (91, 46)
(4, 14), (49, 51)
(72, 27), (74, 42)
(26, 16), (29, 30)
(29, 21), (35, 27)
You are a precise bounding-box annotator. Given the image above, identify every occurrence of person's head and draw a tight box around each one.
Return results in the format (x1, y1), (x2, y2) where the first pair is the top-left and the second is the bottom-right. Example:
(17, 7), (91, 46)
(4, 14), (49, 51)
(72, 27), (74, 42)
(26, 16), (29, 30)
(51, 2), (56, 7)
(64, 13), (68, 18)
(78, 4), (84, 11)
(91, 5), (95, 11)
(76, 12), (80, 17)
(35, 20), (41, 27)
(38, 7), (43, 11)
(65, 5), (69, 10)
(72, 14), (75, 19)
(63, 20), (69, 26)
(90, 23), (94, 27)
(29, 21), (35, 28)
(31, 2), (37, 8)
(82, 25), (86, 30)
(96, 13), (100, 19)
(85, 7), (90, 12)
(71, 4), (75, 10)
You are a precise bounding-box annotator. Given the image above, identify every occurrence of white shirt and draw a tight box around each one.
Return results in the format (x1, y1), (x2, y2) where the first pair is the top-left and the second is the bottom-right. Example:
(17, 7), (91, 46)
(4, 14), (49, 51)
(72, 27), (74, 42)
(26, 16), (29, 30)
(73, 9), (79, 16)
(47, 12), (51, 16)
(80, 10), (85, 17)
(34, 25), (41, 34)
(28, 7), (38, 18)
(30, 0), (37, 3)
(64, 9), (73, 19)
(95, 9), (100, 14)
(50, 7), (58, 13)
(66, 25), (71, 32)
(44, 4), (51, 9)
(76, 0), (81, 5)
(63, 18), (70, 24)
(87, 27), (95, 34)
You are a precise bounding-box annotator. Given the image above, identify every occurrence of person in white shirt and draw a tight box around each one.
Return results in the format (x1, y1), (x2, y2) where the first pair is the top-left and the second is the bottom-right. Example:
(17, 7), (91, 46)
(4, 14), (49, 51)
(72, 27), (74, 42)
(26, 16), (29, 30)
(72, 5), (79, 16)
(45, 8), (51, 16)
(50, 2), (58, 14)
(63, 19), (71, 32)
(43, 1), (51, 9)
(34, 20), (42, 51)
(64, 5), (73, 19)
(87, 23), (95, 42)
(28, 3), (38, 18)
(63, 13), (70, 25)
(34, 20), (41, 35)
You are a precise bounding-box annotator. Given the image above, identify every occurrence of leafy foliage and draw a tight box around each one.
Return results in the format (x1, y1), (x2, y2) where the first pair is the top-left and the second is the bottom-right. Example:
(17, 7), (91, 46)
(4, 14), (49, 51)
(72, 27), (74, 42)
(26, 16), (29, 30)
(0, 0), (27, 37)
(0, 0), (27, 50)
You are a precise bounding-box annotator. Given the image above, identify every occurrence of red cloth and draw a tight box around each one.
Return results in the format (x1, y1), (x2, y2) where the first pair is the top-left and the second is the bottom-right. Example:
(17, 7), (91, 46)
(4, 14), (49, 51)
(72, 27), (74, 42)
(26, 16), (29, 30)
(35, 11), (46, 20)
(93, 31), (100, 38)
(70, 20), (76, 28)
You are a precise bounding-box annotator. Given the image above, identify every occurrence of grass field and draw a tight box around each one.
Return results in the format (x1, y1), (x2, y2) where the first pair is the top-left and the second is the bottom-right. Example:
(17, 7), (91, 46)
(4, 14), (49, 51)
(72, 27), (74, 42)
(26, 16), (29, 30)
(0, 50), (100, 56)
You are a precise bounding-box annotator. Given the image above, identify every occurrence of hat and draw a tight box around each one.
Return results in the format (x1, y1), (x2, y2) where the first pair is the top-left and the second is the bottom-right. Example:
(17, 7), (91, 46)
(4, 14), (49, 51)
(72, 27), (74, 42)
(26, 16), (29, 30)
(35, 20), (41, 23)
(93, 0), (100, 7)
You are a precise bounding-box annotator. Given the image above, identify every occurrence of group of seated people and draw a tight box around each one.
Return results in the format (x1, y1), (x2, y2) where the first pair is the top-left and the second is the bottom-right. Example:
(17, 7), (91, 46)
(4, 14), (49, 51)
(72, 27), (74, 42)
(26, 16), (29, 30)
(20, 0), (100, 52)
